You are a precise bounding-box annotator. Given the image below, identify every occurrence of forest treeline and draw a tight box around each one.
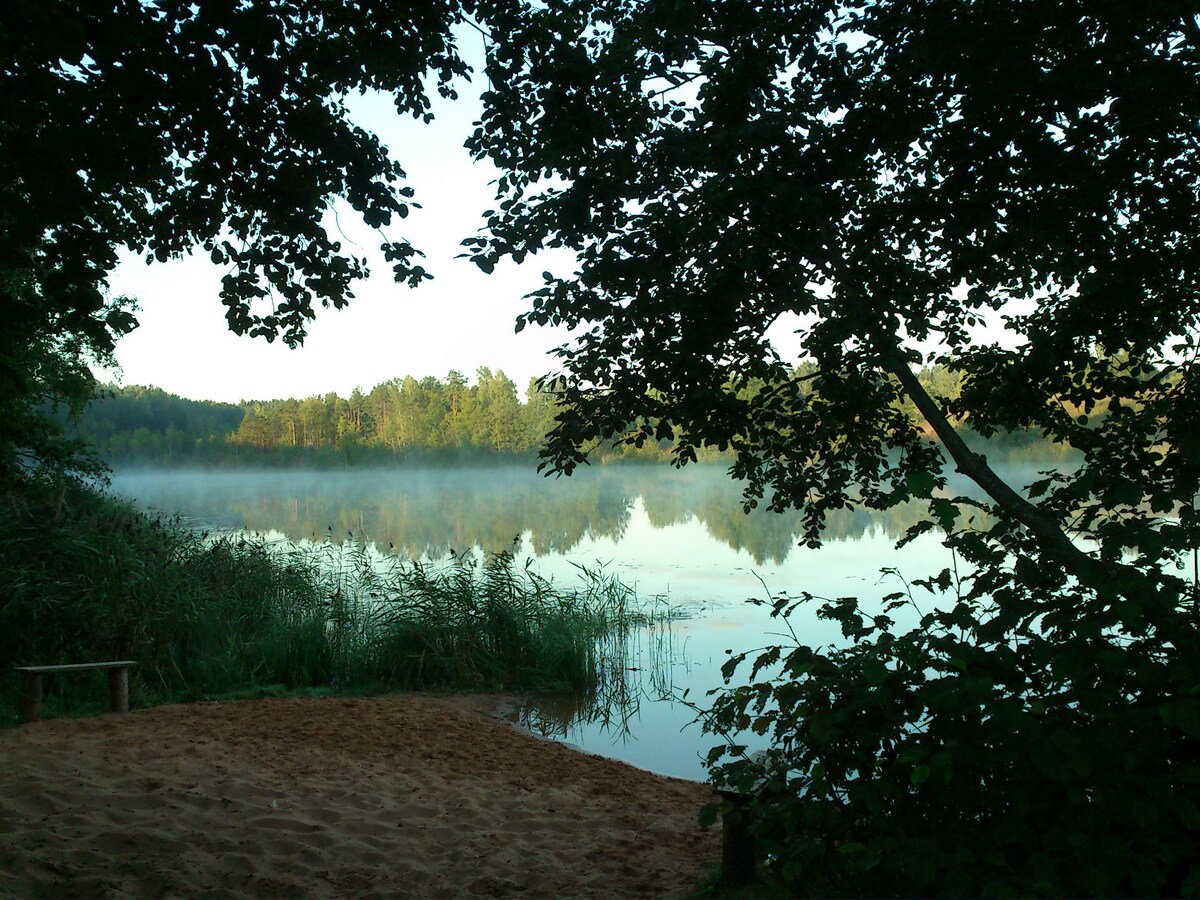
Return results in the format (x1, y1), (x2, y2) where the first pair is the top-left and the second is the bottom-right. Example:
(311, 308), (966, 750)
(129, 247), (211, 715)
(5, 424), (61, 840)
(72, 368), (620, 466)
(71, 364), (1059, 467)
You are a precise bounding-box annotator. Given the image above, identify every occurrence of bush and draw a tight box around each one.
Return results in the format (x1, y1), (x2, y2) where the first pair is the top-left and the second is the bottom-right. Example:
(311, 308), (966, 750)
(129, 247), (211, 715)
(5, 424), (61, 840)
(704, 569), (1200, 897)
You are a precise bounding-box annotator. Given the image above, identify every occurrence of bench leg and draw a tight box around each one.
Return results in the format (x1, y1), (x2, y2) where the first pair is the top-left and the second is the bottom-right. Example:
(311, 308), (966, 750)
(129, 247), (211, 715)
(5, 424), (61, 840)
(107, 667), (130, 714)
(18, 671), (43, 724)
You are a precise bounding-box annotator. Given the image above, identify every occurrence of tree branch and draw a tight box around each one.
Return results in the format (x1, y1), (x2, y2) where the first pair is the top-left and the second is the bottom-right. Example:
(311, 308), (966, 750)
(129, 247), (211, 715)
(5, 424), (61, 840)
(1184, 15), (1200, 52)
(885, 355), (1196, 645)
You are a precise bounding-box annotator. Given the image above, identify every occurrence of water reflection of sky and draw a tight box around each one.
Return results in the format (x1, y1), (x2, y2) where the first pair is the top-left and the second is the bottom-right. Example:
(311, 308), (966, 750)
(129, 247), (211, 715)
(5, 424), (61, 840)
(110, 465), (986, 780)
(514, 503), (955, 779)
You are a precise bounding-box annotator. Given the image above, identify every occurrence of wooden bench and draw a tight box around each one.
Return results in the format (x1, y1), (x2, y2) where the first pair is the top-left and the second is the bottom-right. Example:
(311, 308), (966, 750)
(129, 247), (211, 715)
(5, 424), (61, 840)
(14, 661), (138, 724)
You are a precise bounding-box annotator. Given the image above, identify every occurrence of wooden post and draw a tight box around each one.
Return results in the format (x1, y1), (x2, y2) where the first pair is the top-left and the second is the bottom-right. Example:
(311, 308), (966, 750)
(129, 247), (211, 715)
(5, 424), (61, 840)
(718, 788), (756, 887)
(714, 750), (775, 888)
(107, 666), (130, 714)
(18, 670), (43, 724)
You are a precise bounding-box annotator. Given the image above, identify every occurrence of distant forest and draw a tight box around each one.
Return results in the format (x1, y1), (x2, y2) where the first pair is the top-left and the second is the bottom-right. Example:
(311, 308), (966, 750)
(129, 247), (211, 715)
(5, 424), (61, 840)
(71, 369), (566, 466)
(70, 365), (1062, 468)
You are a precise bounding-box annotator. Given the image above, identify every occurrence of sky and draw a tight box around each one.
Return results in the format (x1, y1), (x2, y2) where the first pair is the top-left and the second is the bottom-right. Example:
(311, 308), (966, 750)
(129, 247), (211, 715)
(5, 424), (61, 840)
(96, 38), (576, 405)
(89, 26), (994, 407)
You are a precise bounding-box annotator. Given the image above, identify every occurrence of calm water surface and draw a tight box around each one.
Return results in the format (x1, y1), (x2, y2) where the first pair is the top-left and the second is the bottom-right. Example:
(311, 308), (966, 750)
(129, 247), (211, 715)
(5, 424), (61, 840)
(110, 461), (1053, 780)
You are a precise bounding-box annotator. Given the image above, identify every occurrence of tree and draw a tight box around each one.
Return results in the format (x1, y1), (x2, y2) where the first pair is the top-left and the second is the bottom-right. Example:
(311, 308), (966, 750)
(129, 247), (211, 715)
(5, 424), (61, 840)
(278, 398), (301, 447)
(0, 0), (466, 486)
(231, 405), (278, 451)
(467, 2), (1200, 894)
(299, 395), (333, 448)
(472, 366), (524, 450)
(0, 262), (131, 486)
(441, 369), (471, 446)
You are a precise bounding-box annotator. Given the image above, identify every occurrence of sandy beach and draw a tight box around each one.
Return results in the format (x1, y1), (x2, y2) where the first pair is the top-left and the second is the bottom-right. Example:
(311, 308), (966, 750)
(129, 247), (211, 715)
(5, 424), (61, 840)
(0, 695), (721, 898)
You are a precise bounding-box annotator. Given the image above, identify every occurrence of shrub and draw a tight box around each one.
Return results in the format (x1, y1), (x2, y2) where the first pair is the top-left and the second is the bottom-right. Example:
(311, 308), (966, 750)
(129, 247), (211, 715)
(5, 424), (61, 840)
(703, 569), (1200, 897)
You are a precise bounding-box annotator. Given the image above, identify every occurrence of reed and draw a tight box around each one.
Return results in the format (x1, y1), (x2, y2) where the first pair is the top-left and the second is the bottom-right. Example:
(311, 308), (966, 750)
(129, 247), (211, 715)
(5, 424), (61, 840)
(0, 482), (665, 724)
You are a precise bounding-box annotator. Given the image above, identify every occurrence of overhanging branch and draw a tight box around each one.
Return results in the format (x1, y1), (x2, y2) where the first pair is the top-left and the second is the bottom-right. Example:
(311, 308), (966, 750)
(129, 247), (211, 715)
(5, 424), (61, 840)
(885, 355), (1195, 644)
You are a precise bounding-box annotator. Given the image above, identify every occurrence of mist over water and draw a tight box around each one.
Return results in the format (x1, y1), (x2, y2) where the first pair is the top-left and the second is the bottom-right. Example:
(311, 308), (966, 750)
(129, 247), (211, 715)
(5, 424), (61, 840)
(108, 458), (1060, 778)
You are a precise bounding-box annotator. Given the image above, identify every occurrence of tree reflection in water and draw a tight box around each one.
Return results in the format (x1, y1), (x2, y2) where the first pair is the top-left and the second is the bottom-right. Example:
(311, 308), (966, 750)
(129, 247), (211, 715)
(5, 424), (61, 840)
(108, 462), (1062, 565)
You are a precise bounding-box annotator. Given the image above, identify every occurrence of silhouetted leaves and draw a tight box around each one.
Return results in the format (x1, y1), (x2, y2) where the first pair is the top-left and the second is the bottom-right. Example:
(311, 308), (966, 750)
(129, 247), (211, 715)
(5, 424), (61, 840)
(468, 2), (1200, 894)
(1, 1), (466, 485)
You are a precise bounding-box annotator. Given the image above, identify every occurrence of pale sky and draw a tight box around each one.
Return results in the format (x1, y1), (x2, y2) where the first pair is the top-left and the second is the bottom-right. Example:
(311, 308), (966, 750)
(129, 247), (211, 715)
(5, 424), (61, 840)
(92, 30), (1003, 407)
(97, 48), (575, 405)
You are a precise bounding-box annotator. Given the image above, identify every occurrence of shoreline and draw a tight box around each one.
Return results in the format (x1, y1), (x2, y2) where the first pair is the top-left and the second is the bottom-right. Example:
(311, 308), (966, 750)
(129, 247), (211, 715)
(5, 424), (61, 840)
(445, 691), (713, 785)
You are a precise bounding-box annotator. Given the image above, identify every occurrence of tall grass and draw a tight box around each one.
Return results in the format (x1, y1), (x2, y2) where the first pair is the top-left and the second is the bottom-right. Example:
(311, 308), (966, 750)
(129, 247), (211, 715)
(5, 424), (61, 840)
(0, 482), (666, 724)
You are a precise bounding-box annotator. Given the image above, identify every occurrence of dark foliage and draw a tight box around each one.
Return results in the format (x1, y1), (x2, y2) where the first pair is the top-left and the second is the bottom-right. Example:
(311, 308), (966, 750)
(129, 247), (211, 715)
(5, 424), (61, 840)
(466, 2), (1200, 894)
(1, 0), (466, 485)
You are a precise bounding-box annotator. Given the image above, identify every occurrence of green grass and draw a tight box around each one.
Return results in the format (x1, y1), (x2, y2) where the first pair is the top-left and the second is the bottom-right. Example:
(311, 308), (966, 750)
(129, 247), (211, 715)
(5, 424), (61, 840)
(0, 481), (668, 725)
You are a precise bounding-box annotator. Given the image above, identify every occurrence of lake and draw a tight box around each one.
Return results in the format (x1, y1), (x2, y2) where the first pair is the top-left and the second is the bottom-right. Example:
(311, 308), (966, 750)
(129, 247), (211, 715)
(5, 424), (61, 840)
(109, 459), (1054, 780)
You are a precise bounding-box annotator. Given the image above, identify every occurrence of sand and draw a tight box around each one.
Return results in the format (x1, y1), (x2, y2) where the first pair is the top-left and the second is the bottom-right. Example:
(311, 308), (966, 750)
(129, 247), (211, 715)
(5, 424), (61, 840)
(0, 696), (722, 898)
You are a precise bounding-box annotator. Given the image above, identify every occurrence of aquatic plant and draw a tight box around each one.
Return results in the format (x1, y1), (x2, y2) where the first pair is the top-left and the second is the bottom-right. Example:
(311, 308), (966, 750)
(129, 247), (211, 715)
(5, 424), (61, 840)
(0, 482), (665, 723)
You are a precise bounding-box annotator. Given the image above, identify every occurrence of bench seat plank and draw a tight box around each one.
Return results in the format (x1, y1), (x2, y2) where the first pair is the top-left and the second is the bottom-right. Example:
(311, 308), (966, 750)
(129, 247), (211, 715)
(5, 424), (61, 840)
(15, 661), (138, 674)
